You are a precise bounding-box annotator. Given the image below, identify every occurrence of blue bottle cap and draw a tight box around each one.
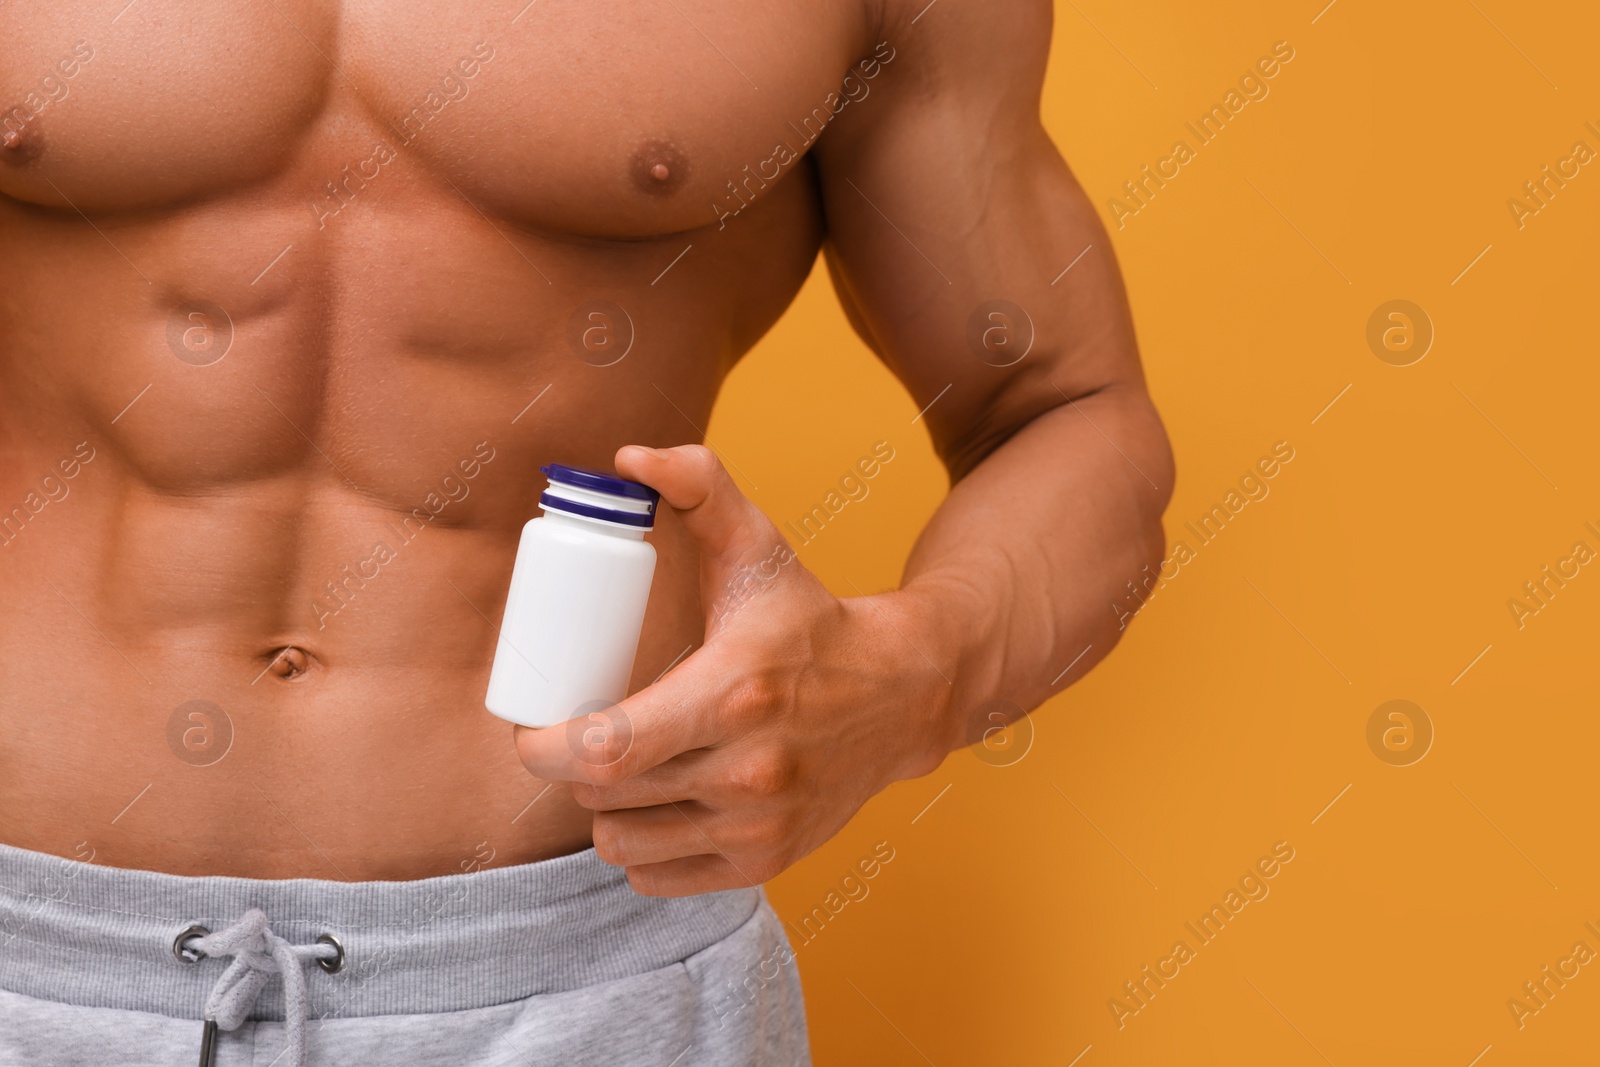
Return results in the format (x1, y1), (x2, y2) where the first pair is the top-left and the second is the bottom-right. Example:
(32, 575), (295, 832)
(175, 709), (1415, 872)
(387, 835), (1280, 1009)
(538, 463), (660, 529)
(540, 464), (660, 503)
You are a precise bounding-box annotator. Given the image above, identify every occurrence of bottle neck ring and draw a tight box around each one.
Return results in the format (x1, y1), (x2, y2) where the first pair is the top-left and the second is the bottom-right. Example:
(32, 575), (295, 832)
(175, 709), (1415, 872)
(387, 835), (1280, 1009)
(538, 485), (655, 530)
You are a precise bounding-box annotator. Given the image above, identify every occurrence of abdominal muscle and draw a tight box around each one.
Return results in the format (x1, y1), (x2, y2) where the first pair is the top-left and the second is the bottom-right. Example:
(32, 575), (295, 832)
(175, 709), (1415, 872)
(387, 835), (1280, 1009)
(0, 425), (716, 883)
(0, 180), (818, 884)
(0, 399), (720, 881)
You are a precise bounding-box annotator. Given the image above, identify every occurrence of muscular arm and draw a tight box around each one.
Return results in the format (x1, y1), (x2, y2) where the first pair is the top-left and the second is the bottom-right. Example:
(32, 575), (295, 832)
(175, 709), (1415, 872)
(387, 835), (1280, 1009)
(514, 2), (1173, 895)
(815, 0), (1173, 738)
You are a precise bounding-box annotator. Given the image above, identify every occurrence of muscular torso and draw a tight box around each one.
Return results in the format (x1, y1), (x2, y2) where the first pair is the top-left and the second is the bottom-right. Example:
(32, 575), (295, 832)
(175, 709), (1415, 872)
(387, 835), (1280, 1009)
(0, 0), (874, 878)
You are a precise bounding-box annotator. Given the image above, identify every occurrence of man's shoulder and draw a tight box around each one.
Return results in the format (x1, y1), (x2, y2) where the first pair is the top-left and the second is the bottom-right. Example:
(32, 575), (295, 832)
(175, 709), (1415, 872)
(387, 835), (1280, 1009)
(868, 0), (1052, 49)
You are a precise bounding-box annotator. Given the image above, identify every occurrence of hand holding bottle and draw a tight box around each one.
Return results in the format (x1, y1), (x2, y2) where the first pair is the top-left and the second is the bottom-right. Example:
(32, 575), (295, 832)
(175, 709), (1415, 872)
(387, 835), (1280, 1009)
(512, 444), (958, 898)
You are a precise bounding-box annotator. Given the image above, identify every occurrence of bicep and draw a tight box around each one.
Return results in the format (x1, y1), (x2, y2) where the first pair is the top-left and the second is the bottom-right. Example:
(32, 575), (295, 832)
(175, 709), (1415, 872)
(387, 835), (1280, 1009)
(815, 0), (1145, 475)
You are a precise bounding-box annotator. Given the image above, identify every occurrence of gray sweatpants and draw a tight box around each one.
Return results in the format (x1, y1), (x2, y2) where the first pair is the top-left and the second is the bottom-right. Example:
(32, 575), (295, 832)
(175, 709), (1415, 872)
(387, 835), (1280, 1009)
(0, 841), (809, 1066)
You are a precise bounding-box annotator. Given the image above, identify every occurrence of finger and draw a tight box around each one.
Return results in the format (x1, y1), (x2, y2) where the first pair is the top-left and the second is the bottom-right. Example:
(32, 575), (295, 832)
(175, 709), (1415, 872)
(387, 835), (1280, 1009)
(592, 801), (737, 869)
(511, 652), (726, 785)
(615, 444), (796, 591)
(614, 443), (758, 560)
(624, 853), (775, 898)
(571, 747), (715, 811)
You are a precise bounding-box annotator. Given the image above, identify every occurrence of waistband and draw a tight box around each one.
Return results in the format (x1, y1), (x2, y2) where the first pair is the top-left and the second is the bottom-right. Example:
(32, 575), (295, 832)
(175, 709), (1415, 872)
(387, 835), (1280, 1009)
(0, 842), (759, 1021)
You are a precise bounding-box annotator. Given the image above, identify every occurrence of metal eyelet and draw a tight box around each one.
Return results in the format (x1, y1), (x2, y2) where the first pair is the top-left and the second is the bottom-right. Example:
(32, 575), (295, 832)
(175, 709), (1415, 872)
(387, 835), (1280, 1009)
(173, 924), (210, 963)
(315, 932), (345, 974)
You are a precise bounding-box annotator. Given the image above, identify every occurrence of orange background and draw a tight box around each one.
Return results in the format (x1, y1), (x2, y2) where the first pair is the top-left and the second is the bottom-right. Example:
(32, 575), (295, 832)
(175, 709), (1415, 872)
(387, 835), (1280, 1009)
(711, 1), (1600, 1063)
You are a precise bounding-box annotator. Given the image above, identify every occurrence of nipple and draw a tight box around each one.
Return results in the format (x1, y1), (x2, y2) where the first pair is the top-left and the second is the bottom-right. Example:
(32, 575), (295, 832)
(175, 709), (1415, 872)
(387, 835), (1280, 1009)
(631, 139), (688, 196)
(0, 115), (40, 164)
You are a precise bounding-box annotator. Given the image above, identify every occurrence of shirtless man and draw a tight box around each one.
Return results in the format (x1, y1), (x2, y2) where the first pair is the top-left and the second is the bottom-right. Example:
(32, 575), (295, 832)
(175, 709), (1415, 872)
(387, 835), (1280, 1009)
(0, 0), (1171, 1063)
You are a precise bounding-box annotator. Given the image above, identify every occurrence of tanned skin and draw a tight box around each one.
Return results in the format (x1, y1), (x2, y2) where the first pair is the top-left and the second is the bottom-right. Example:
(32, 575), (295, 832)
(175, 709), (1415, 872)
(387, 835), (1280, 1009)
(0, 0), (1171, 892)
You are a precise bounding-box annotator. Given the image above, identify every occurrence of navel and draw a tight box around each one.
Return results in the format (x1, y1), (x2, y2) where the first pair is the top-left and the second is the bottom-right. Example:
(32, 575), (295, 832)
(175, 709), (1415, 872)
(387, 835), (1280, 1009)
(265, 645), (315, 680)
(631, 139), (689, 196)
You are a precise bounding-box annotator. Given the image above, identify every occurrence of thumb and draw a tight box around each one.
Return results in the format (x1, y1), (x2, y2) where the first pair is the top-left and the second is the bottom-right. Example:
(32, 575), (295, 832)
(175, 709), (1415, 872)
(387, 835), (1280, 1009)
(616, 443), (798, 609)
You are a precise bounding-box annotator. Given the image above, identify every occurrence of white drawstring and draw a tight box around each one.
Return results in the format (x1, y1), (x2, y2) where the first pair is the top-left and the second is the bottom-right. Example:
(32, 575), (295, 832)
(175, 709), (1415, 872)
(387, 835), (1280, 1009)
(188, 909), (339, 1067)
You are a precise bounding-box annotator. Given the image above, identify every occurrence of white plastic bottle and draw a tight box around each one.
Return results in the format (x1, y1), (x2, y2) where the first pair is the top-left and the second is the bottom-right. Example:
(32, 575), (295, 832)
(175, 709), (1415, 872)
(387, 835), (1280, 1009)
(485, 463), (660, 729)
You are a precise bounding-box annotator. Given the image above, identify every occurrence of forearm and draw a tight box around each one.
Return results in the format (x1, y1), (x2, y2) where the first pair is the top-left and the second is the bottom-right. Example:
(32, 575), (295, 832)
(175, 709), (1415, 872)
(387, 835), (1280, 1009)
(889, 382), (1173, 757)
